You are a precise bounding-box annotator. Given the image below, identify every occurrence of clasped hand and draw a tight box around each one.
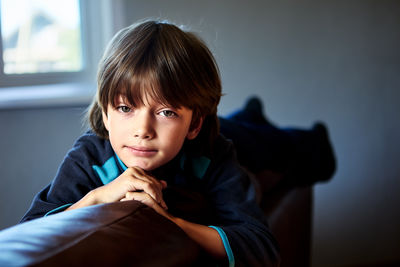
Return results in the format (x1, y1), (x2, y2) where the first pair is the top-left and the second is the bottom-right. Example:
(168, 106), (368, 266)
(93, 167), (169, 217)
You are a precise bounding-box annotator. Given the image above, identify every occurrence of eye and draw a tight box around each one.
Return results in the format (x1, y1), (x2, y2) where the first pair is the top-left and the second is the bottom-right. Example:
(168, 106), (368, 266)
(117, 105), (131, 113)
(159, 110), (177, 118)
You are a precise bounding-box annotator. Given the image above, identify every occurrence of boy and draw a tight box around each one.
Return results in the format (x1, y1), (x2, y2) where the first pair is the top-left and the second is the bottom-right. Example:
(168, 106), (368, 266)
(21, 20), (280, 266)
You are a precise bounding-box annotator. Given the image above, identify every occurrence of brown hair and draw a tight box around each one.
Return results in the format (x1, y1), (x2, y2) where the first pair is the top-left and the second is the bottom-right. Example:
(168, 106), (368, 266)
(88, 20), (222, 153)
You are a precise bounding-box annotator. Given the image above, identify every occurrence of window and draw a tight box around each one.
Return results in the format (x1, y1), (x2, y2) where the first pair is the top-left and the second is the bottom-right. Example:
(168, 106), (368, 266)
(1, 0), (82, 74)
(0, 0), (91, 88)
(0, 0), (124, 108)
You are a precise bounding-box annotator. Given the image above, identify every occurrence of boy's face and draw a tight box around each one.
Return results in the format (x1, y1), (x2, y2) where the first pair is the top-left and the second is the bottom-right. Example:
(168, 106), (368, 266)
(103, 95), (202, 171)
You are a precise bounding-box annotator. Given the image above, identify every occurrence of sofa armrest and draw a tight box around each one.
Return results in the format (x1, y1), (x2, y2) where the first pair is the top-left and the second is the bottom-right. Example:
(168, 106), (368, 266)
(0, 200), (208, 267)
(261, 184), (313, 267)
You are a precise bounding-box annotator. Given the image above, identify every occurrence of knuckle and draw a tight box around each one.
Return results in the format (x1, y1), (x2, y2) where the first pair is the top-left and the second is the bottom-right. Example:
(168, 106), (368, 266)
(144, 183), (152, 191)
(132, 166), (143, 175)
(126, 168), (134, 175)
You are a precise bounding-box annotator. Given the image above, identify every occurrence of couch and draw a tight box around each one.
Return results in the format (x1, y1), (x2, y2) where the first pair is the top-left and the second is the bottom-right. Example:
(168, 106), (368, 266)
(0, 169), (313, 267)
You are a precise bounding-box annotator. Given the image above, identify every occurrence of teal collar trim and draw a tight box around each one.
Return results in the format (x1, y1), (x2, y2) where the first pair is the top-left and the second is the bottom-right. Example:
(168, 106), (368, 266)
(92, 155), (123, 185)
(96, 152), (210, 181)
(115, 154), (128, 171)
(180, 152), (210, 179)
(191, 156), (211, 178)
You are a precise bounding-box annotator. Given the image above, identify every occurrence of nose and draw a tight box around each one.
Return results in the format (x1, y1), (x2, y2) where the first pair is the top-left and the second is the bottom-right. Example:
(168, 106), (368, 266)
(133, 111), (155, 140)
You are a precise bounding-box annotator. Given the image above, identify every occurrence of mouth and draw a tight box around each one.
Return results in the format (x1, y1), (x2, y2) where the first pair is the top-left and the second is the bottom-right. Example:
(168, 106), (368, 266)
(125, 146), (158, 157)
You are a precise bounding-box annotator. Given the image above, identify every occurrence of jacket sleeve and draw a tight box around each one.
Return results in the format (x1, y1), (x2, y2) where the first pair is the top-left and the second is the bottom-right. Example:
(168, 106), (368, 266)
(206, 138), (281, 267)
(20, 134), (104, 222)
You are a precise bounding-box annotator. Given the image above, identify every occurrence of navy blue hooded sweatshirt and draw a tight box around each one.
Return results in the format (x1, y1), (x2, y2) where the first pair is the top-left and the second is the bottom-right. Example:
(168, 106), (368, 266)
(21, 131), (280, 267)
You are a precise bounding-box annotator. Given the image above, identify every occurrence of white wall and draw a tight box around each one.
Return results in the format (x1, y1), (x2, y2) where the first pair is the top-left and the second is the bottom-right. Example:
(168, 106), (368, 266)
(0, 1), (399, 266)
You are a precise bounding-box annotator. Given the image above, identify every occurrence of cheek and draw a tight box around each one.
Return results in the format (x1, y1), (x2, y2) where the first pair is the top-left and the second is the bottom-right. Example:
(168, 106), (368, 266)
(161, 125), (188, 150)
(107, 120), (125, 143)
(173, 123), (191, 139)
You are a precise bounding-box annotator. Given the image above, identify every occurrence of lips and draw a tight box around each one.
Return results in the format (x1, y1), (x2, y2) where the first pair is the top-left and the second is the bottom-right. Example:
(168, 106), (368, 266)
(125, 146), (158, 157)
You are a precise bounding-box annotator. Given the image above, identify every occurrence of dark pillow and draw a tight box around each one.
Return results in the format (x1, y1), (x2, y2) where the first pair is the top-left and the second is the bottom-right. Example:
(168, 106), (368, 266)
(0, 200), (210, 266)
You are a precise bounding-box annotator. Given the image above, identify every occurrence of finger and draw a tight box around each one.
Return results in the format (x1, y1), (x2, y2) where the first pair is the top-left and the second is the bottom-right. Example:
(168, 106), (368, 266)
(130, 166), (147, 177)
(127, 168), (164, 201)
(128, 168), (164, 192)
(124, 191), (142, 201)
(128, 167), (154, 184)
(130, 167), (165, 189)
(125, 192), (169, 217)
(132, 179), (162, 203)
(121, 168), (159, 200)
(125, 192), (168, 210)
(125, 191), (158, 209)
(160, 199), (168, 210)
(128, 184), (167, 210)
(160, 180), (168, 189)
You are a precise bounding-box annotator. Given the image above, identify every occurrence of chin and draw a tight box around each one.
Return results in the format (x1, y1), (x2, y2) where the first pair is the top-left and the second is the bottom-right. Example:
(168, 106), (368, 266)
(127, 161), (158, 171)
(123, 156), (168, 172)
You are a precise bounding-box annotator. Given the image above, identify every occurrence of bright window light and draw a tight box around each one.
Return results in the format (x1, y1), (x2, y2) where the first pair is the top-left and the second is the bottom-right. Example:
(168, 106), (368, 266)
(0, 0), (82, 74)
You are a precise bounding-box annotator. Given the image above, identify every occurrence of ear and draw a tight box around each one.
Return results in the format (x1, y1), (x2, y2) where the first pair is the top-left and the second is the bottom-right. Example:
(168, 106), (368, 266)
(186, 116), (204, 140)
(102, 110), (110, 131)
